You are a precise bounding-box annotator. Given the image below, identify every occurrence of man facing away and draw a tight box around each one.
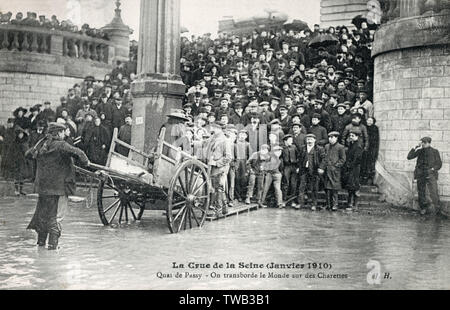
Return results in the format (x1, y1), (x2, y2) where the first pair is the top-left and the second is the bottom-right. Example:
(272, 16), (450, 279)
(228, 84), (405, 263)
(26, 122), (89, 250)
(407, 137), (443, 216)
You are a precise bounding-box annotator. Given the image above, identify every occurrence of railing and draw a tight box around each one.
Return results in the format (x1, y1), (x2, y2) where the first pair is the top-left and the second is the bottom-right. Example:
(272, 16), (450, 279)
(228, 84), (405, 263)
(0, 24), (112, 64)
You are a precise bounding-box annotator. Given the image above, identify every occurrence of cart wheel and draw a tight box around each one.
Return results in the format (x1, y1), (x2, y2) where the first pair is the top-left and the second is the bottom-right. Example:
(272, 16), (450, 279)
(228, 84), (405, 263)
(97, 180), (144, 226)
(167, 159), (211, 233)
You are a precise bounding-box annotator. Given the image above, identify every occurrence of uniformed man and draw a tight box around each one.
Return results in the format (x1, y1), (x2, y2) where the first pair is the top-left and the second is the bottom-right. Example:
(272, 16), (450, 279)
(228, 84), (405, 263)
(26, 122), (89, 250)
(407, 137), (443, 215)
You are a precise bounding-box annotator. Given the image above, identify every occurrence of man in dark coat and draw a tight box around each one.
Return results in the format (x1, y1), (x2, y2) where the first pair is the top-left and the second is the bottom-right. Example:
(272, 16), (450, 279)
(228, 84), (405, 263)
(323, 131), (347, 211)
(297, 134), (326, 210)
(407, 137), (443, 215)
(26, 122), (89, 250)
(331, 103), (352, 135)
(111, 98), (128, 130)
(343, 129), (363, 211)
(308, 113), (328, 147)
(116, 115), (132, 157)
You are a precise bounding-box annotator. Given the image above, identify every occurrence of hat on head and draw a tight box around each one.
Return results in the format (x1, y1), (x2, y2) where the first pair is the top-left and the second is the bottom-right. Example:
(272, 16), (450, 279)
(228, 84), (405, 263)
(328, 131), (340, 137)
(279, 105), (288, 111)
(421, 136), (432, 143)
(47, 122), (66, 134)
(167, 109), (190, 121)
(311, 113), (321, 120)
(306, 134), (316, 139)
(336, 103), (347, 109)
(349, 129), (361, 136)
(259, 101), (269, 107)
(13, 107), (28, 116)
(270, 119), (281, 126)
(272, 145), (283, 152)
(352, 113), (363, 119)
(283, 134), (293, 141)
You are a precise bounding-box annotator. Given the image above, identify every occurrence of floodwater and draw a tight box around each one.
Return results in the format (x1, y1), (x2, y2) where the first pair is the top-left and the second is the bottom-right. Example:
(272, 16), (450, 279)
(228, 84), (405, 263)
(0, 196), (449, 290)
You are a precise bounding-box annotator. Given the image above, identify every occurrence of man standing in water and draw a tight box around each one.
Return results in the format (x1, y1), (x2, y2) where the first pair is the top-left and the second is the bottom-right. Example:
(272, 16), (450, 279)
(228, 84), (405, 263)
(407, 137), (442, 216)
(26, 123), (89, 250)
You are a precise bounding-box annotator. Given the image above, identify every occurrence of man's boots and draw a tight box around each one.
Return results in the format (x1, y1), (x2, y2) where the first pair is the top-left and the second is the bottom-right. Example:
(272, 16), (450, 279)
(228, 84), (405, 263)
(353, 194), (358, 211)
(37, 232), (48, 247)
(14, 183), (20, 196)
(220, 192), (228, 215)
(48, 234), (59, 250)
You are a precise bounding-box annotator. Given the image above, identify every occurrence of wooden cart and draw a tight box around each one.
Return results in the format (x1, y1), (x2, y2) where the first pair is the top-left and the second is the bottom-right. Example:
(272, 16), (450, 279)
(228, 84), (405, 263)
(76, 128), (212, 233)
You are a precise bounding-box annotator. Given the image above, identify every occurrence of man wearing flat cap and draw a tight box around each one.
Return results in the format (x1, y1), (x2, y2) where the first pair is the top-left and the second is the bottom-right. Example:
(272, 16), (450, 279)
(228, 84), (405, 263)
(342, 129), (363, 211)
(322, 131), (346, 211)
(26, 122), (89, 250)
(297, 133), (326, 211)
(407, 137), (442, 215)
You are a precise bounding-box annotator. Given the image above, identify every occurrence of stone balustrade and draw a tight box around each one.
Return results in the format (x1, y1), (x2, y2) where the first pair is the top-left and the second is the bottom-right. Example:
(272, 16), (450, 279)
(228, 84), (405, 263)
(0, 24), (112, 64)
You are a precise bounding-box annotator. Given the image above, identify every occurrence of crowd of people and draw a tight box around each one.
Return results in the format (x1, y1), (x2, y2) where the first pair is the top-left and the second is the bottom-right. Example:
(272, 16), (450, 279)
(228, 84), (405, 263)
(0, 11), (109, 40)
(0, 20), (381, 212)
(0, 61), (136, 195)
(174, 22), (380, 212)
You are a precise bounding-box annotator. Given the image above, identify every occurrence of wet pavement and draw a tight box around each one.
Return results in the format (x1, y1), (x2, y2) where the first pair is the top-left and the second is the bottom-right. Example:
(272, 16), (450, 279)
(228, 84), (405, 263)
(0, 195), (449, 290)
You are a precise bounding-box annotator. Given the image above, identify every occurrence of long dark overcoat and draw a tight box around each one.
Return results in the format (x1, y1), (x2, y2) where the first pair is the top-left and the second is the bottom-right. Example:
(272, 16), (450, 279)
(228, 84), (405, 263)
(343, 141), (363, 191)
(323, 142), (346, 190)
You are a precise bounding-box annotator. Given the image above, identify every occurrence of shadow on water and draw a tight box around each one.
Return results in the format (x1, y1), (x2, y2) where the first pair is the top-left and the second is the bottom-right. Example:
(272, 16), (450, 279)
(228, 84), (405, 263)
(0, 197), (449, 290)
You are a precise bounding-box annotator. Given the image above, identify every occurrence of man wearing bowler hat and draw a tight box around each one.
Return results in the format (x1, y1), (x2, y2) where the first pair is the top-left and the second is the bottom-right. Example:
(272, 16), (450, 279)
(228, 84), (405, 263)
(26, 122), (89, 250)
(407, 137), (443, 215)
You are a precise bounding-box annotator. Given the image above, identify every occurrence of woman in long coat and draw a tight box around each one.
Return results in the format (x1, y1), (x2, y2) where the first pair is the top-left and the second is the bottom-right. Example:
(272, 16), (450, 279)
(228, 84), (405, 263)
(84, 117), (111, 165)
(13, 107), (31, 131)
(343, 129), (364, 211)
(361, 117), (379, 185)
(2, 125), (31, 195)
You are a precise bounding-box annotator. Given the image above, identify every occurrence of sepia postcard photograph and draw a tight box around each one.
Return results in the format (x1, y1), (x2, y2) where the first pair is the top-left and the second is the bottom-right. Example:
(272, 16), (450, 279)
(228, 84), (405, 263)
(0, 0), (448, 296)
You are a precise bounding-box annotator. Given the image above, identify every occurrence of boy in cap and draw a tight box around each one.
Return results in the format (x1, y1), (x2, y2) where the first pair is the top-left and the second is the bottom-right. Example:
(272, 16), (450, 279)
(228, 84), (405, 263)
(343, 129), (363, 211)
(407, 137), (443, 215)
(261, 145), (285, 208)
(234, 129), (251, 202)
(26, 122), (89, 250)
(309, 113), (328, 146)
(323, 131), (346, 211)
(297, 134), (326, 211)
(342, 113), (369, 150)
(281, 134), (299, 204)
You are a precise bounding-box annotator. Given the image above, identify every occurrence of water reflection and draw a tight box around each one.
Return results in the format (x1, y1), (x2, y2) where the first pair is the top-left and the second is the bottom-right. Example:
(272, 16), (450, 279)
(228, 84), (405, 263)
(0, 197), (448, 289)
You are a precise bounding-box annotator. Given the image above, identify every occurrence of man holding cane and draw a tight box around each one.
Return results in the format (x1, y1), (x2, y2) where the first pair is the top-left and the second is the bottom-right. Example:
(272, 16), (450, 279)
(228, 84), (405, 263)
(407, 137), (442, 216)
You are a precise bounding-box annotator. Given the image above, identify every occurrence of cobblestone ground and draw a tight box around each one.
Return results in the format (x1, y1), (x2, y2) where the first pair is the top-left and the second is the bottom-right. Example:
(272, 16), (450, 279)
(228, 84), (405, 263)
(0, 195), (449, 290)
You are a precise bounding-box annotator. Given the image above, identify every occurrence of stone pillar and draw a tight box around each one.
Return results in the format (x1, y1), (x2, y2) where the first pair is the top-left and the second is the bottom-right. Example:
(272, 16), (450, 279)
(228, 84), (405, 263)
(131, 0), (185, 154)
(101, 0), (131, 65)
(372, 11), (450, 213)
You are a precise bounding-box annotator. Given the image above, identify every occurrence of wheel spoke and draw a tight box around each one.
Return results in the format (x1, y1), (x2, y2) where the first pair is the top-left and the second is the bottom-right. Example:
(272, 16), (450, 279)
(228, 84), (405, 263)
(108, 202), (121, 224)
(125, 202), (129, 222)
(192, 204), (207, 213)
(127, 202), (138, 221)
(189, 170), (201, 191)
(192, 179), (207, 196)
(188, 166), (196, 193)
(104, 199), (120, 213)
(178, 176), (187, 196)
(102, 195), (119, 199)
(173, 205), (186, 223)
(118, 202), (124, 224)
(177, 207), (188, 232)
(185, 166), (190, 194)
(172, 200), (186, 209)
(191, 207), (200, 226)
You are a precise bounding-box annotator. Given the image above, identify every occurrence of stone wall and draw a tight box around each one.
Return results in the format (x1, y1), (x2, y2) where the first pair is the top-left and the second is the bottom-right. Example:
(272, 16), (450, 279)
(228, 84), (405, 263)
(0, 72), (82, 124)
(373, 45), (450, 199)
(320, 0), (368, 28)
